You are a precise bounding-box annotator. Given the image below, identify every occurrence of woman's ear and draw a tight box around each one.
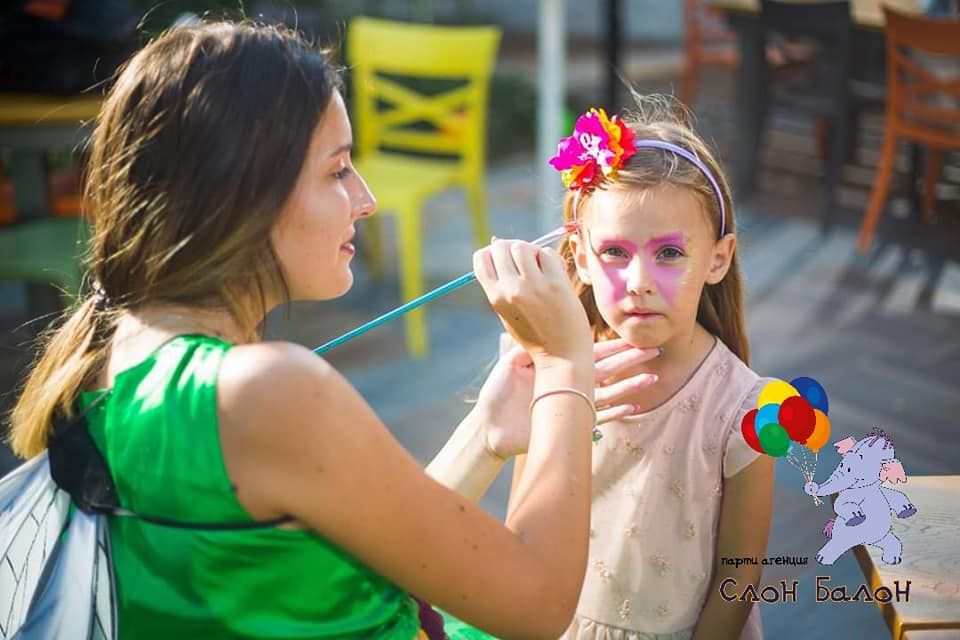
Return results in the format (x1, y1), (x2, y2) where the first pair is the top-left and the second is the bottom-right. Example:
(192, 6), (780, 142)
(705, 233), (737, 285)
(567, 232), (592, 285)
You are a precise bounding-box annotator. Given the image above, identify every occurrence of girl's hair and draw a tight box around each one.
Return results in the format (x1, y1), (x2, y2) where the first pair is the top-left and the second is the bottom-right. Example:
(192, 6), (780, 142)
(558, 93), (750, 364)
(9, 22), (341, 458)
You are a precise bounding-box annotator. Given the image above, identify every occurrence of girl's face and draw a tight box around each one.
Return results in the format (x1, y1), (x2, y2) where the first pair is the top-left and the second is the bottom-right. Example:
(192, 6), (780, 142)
(272, 91), (376, 301)
(570, 184), (736, 349)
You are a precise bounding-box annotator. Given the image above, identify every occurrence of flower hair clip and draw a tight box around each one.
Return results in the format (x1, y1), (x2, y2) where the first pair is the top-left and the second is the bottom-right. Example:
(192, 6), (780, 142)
(548, 107), (637, 192)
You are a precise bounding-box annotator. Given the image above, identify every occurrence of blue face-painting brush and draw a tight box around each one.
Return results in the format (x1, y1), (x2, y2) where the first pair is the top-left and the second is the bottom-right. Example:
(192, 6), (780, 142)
(313, 224), (573, 355)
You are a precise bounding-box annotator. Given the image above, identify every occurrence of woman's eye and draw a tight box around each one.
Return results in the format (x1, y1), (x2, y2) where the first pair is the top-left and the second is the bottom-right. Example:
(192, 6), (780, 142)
(333, 166), (352, 180)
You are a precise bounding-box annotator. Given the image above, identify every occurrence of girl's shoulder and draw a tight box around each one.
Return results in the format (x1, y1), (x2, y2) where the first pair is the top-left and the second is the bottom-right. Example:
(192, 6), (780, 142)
(707, 340), (777, 478)
(713, 339), (777, 416)
(695, 337), (764, 411)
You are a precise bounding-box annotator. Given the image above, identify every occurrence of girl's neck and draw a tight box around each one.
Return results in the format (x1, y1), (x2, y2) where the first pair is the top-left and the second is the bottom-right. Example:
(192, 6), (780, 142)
(620, 323), (717, 414)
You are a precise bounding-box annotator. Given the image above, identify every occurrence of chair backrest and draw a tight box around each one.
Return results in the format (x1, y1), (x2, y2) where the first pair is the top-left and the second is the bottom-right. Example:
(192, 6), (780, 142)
(884, 8), (960, 135)
(347, 17), (501, 169)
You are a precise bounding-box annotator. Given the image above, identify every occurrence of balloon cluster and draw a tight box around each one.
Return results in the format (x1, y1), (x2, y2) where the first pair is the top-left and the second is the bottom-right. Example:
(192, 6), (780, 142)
(740, 377), (831, 458)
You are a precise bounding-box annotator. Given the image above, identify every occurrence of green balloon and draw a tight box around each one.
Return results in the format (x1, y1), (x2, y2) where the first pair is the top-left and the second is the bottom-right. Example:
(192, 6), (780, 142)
(758, 422), (790, 457)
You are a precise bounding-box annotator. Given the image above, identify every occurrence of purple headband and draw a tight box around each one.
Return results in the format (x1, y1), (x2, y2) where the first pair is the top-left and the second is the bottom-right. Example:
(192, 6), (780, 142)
(570, 139), (728, 238)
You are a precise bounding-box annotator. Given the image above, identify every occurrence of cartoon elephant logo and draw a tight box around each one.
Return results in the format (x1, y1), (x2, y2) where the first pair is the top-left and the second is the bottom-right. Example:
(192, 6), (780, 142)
(804, 427), (917, 565)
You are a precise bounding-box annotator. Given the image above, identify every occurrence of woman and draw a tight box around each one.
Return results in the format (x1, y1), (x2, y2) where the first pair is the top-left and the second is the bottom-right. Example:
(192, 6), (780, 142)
(9, 21), (654, 640)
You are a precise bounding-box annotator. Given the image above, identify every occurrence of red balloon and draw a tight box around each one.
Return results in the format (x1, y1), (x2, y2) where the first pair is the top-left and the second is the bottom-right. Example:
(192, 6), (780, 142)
(740, 409), (763, 453)
(779, 396), (816, 443)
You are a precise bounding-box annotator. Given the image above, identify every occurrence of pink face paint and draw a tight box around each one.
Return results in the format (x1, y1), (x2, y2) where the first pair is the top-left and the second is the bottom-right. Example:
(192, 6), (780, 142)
(589, 234), (635, 308)
(642, 232), (688, 308)
(586, 229), (690, 309)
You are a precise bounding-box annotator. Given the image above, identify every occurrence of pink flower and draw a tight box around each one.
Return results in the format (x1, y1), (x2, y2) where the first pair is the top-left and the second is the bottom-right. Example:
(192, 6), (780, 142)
(549, 108), (637, 190)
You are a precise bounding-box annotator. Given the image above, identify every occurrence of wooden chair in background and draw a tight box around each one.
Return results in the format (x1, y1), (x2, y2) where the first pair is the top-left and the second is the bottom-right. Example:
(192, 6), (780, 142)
(857, 8), (960, 253)
(681, 0), (740, 106)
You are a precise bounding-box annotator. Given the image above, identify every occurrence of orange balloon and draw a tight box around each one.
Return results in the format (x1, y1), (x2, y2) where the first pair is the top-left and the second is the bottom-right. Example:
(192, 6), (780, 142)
(805, 409), (831, 452)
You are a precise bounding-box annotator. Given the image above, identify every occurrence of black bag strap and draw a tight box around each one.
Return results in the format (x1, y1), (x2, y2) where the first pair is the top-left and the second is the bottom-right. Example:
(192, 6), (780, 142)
(47, 392), (294, 531)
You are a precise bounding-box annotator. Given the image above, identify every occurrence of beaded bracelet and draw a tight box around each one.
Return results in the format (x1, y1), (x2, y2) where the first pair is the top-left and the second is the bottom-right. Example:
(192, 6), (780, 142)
(529, 387), (603, 442)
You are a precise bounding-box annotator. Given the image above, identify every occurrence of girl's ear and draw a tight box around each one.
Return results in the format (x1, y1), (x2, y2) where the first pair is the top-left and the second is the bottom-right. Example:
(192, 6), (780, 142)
(567, 232), (592, 285)
(705, 233), (737, 285)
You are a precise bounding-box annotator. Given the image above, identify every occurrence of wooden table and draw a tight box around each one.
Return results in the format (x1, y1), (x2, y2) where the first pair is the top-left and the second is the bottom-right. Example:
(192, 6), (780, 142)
(902, 630), (960, 639)
(853, 476), (960, 640)
(709, 0), (923, 29)
(707, 0), (925, 195)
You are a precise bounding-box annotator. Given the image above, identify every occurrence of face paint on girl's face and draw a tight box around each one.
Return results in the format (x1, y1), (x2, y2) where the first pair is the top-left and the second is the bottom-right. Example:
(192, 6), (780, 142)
(585, 228), (692, 308)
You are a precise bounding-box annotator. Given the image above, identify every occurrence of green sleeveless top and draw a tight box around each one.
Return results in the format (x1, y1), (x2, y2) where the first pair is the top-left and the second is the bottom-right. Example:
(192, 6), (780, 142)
(78, 334), (421, 639)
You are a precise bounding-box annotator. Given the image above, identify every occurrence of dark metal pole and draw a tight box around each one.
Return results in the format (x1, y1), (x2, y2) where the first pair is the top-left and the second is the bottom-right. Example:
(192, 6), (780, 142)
(606, 0), (622, 111)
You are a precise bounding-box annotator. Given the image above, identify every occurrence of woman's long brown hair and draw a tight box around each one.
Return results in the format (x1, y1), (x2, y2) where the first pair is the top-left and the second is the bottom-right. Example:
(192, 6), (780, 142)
(9, 22), (341, 458)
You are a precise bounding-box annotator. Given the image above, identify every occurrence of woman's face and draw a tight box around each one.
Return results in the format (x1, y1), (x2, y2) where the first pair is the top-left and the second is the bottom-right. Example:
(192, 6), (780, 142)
(570, 184), (734, 349)
(272, 91), (376, 301)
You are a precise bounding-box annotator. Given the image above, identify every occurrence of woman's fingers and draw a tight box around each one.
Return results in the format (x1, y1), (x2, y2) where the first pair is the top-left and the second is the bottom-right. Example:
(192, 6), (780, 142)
(595, 345), (661, 384)
(489, 238), (520, 279)
(510, 241), (541, 278)
(594, 372), (658, 409)
(596, 403), (643, 426)
(473, 247), (497, 285)
(536, 246), (567, 280)
(592, 338), (633, 361)
(477, 239), (591, 362)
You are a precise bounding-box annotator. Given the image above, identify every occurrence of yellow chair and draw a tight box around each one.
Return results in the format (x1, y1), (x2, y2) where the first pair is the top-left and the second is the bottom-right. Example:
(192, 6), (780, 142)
(347, 17), (501, 358)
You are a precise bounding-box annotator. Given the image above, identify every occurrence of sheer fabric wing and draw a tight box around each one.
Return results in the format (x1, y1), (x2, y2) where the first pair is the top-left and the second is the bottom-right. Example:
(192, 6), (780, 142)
(0, 455), (117, 640)
(1, 454), (70, 639)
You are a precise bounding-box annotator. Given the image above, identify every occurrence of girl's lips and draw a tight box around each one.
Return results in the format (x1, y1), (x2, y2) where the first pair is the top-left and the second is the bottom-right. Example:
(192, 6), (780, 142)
(340, 242), (355, 255)
(625, 311), (663, 322)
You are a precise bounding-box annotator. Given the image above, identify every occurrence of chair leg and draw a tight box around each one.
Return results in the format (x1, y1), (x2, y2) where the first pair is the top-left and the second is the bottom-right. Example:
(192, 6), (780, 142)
(821, 117), (848, 234)
(466, 181), (490, 250)
(363, 216), (386, 281)
(844, 107), (861, 165)
(680, 58), (700, 106)
(398, 205), (427, 358)
(814, 117), (829, 164)
(857, 132), (898, 255)
(909, 143), (923, 215)
(923, 147), (943, 224)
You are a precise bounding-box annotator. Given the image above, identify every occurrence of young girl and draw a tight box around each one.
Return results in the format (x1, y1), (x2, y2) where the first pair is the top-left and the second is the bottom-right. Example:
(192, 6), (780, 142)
(5, 22), (657, 640)
(512, 96), (776, 640)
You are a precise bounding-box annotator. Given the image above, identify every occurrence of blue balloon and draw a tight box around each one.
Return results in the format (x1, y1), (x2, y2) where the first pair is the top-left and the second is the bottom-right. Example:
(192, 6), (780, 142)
(790, 377), (829, 414)
(755, 403), (781, 437)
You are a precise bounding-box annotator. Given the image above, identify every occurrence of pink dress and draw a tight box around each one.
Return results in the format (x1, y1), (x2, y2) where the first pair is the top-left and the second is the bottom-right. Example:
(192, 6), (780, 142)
(562, 337), (771, 640)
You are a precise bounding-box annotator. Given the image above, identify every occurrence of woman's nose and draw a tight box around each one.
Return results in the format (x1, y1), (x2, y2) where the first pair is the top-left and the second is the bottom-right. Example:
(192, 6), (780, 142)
(351, 172), (376, 218)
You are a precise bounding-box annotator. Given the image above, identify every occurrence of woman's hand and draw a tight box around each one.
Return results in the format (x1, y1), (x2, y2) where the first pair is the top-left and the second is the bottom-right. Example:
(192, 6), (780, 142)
(477, 335), (661, 459)
(473, 239), (592, 366)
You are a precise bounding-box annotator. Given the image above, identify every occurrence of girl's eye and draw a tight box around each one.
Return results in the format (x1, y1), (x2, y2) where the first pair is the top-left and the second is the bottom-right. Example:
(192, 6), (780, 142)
(600, 246), (630, 259)
(333, 166), (352, 180)
(657, 246), (685, 261)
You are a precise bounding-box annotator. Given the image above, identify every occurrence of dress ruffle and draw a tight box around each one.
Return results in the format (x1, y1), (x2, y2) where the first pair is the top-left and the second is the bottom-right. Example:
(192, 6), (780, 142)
(562, 616), (693, 640)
